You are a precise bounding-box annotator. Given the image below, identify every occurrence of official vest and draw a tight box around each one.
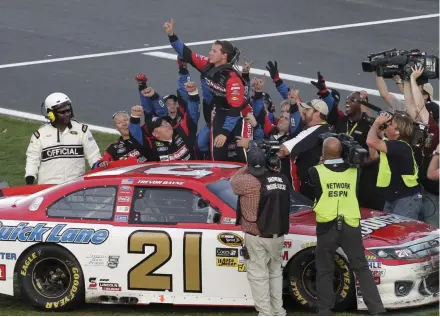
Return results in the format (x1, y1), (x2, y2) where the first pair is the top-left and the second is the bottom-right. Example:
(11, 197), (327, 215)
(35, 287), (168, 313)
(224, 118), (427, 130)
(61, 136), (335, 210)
(376, 140), (418, 188)
(313, 165), (360, 227)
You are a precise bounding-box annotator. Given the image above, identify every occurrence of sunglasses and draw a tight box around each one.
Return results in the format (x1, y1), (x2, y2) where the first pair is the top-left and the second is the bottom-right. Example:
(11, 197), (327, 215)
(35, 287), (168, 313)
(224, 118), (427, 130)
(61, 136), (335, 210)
(112, 111), (129, 119)
(57, 109), (71, 115)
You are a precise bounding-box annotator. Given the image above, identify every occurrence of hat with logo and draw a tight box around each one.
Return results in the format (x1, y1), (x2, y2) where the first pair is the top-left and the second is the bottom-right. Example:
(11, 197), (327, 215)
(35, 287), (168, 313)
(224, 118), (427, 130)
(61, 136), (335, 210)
(146, 116), (166, 135)
(247, 147), (266, 176)
(163, 94), (179, 102)
(299, 99), (329, 116)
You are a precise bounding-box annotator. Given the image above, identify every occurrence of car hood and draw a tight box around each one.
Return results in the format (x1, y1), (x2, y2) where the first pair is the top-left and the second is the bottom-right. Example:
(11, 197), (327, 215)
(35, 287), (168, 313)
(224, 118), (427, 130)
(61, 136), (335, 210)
(289, 208), (439, 247)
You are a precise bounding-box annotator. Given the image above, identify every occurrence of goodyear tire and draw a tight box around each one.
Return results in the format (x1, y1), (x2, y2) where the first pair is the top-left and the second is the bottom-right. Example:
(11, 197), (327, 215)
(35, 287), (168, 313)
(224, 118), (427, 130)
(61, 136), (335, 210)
(288, 247), (355, 312)
(17, 244), (85, 311)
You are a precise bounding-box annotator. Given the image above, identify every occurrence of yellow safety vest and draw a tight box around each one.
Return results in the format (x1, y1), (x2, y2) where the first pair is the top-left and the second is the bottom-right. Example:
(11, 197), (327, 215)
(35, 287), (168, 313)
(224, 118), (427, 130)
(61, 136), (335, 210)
(376, 140), (418, 188)
(313, 165), (360, 227)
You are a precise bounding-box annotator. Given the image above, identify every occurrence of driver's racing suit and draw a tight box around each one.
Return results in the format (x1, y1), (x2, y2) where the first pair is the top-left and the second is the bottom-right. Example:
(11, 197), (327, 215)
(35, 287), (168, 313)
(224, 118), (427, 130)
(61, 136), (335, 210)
(168, 34), (253, 163)
(25, 120), (101, 184)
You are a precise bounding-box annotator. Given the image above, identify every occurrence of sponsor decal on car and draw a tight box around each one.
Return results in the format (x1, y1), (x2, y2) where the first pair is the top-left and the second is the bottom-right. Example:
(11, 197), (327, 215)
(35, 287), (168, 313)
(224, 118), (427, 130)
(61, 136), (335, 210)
(238, 263), (246, 272)
(117, 196), (131, 203)
(216, 257), (238, 267)
(136, 180), (184, 186)
(0, 222), (109, 245)
(116, 206), (130, 213)
(216, 248), (238, 257)
(368, 261), (382, 269)
(119, 186), (132, 192)
(85, 255), (119, 267)
(365, 254), (377, 260)
(45, 267), (81, 309)
(121, 179), (134, 185)
(108, 256), (119, 269)
(217, 232), (243, 247)
(283, 250), (289, 261)
(360, 214), (411, 236)
(99, 280), (121, 291)
(301, 241), (316, 249)
(115, 215), (128, 222)
(371, 269), (386, 277)
(0, 252), (16, 260)
(221, 217), (236, 224)
(0, 264), (5, 281)
(284, 240), (292, 249)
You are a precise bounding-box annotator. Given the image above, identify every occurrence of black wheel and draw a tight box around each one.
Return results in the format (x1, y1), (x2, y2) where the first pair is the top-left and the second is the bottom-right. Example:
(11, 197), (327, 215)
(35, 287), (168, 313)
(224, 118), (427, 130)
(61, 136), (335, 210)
(17, 244), (85, 311)
(287, 247), (355, 312)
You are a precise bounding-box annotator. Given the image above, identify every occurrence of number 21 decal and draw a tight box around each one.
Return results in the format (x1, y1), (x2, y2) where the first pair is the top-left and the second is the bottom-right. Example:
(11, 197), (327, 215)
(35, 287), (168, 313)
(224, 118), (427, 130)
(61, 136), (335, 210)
(127, 230), (202, 293)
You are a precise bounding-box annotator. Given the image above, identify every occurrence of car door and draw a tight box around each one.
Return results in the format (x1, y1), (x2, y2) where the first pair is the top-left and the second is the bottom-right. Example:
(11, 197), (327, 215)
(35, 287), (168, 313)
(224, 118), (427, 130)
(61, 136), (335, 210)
(122, 184), (253, 306)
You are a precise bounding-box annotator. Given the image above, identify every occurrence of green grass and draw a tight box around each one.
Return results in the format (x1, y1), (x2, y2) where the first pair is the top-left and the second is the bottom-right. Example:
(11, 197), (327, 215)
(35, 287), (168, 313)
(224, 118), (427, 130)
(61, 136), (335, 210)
(0, 115), (438, 316)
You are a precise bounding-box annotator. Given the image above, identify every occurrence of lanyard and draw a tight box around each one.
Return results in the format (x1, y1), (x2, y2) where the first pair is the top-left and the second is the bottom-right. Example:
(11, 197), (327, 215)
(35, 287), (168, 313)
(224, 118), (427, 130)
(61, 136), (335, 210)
(347, 121), (358, 136)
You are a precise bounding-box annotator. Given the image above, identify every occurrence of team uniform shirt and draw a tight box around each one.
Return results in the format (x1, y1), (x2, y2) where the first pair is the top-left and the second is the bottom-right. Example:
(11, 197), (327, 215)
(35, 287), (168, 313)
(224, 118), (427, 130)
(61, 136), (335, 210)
(25, 120), (101, 184)
(100, 137), (146, 163)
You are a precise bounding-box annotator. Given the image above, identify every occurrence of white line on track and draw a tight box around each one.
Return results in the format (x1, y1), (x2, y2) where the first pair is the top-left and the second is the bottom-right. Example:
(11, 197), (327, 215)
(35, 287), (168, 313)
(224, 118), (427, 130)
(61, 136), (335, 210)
(0, 13), (437, 69)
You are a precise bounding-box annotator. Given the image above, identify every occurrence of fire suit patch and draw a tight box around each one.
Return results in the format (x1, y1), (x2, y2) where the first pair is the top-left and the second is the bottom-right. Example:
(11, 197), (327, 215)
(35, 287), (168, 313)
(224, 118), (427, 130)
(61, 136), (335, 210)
(33, 131), (40, 139)
(82, 124), (88, 133)
(42, 145), (84, 162)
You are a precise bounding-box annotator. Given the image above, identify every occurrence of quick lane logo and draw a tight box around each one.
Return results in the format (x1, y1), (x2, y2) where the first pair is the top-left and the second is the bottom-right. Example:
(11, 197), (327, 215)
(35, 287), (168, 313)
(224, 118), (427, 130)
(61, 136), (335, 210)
(0, 222), (109, 244)
(360, 215), (410, 236)
(42, 145), (84, 162)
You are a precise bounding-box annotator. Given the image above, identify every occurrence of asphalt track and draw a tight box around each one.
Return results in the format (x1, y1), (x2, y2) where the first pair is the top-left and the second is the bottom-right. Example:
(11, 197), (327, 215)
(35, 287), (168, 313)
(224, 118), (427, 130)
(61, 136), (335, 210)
(0, 0), (438, 130)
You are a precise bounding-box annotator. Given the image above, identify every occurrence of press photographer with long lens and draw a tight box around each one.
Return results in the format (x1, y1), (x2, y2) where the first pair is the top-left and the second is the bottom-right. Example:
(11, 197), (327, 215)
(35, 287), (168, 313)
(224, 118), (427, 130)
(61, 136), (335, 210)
(230, 143), (290, 316)
(308, 136), (385, 316)
(366, 112), (422, 220)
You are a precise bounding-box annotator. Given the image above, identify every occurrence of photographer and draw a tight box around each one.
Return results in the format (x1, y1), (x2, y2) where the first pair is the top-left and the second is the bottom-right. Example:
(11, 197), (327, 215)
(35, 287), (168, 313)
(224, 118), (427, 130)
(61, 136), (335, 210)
(308, 137), (385, 316)
(279, 99), (333, 200)
(366, 112), (422, 220)
(230, 145), (290, 316)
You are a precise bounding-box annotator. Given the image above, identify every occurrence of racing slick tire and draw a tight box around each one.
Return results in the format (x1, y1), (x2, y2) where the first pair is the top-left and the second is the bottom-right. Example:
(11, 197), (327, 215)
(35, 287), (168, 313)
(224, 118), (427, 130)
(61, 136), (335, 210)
(287, 247), (356, 312)
(16, 244), (85, 311)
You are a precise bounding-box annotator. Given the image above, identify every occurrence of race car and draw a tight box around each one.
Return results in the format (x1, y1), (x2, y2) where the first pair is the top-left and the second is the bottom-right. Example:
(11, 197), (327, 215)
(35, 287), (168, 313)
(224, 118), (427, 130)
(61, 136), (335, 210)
(0, 161), (438, 312)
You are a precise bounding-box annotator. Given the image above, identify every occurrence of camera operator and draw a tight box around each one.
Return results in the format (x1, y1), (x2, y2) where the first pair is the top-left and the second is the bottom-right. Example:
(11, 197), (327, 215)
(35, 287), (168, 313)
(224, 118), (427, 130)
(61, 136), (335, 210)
(308, 137), (385, 316)
(230, 144), (290, 316)
(279, 99), (333, 200)
(335, 92), (384, 210)
(366, 112), (422, 220)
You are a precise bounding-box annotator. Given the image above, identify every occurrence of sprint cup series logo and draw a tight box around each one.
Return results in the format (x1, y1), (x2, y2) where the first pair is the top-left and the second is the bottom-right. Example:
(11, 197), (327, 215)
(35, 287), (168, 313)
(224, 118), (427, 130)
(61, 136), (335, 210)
(0, 222), (109, 244)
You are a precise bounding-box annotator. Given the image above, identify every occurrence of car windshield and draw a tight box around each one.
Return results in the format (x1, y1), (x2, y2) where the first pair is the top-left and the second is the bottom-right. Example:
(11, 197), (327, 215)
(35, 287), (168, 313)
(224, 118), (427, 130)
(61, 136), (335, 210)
(206, 179), (313, 214)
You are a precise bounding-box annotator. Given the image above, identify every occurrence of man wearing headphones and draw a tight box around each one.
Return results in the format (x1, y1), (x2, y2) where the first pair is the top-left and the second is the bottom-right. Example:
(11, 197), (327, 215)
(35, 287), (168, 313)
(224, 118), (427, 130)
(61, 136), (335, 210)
(230, 143), (290, 316)
(25, 92), (101, 185)
(163, 18), (253, 163)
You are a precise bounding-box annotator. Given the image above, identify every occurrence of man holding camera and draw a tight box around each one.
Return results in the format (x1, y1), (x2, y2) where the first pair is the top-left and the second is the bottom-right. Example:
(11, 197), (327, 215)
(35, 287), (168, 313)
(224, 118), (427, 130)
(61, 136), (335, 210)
(309, 137), (385, 316)
(230, 144), (290, 316)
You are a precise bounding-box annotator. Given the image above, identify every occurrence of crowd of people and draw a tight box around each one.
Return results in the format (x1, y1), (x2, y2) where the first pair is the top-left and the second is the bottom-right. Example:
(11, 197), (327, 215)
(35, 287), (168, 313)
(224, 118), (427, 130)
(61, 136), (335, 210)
(25, 18), (440, 229)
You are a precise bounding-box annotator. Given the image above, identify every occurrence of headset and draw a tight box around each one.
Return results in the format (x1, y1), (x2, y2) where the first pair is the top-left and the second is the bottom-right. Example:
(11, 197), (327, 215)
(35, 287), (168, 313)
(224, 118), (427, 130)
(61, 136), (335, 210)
(40, 93), (74, 122)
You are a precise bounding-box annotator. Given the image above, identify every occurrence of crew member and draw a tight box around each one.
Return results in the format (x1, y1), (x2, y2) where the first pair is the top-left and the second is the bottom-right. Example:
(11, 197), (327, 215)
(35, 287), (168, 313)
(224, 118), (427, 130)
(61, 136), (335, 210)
(25, 92), (101, 184)
(163, 18), (253, 163)
(366, 112), (422, 220)
(95, 111), (147, 168)
(308, 137), (385, 316)
(230, 145), (290, 316)
(427, 144), (439, 181)
(128, 82), (200, 162)
(278, 99), (333, 200)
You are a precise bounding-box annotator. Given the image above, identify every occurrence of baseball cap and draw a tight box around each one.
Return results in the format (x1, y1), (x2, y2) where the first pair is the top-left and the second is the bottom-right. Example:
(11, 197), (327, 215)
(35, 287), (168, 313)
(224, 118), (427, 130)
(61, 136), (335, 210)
(247, 147), (266, 177)
(299, 99), (329, 116)
(423, 83), (434, 98)
(163, 94), (179, 102)
(146, 117), (166, 134)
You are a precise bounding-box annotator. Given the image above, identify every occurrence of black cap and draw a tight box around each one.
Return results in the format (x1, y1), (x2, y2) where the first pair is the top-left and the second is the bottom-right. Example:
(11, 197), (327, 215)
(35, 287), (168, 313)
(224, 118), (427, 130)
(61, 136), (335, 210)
(147, 116), (165, 134)
(163, 94), (178, 102)
(247, 147), (266, 176)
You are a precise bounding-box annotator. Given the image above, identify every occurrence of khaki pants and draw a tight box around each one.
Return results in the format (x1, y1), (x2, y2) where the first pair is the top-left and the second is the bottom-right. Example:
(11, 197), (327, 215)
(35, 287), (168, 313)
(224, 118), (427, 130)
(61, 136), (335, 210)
(245, 233), (286, 316)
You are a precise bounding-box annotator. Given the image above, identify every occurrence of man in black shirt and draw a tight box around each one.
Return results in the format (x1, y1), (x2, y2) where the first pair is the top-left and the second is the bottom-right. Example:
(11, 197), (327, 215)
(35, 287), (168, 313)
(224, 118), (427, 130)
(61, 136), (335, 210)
(335, 92), (384, 210)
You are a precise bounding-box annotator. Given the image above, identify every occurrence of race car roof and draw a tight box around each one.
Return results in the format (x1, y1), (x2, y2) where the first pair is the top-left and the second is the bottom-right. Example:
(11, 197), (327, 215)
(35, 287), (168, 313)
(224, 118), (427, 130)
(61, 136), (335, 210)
(84, 161), (244, 184)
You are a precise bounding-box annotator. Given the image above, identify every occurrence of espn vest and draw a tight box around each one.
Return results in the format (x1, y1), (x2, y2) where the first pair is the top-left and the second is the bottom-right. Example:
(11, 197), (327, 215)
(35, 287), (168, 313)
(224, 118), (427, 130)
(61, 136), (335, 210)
(376, 140), (418, 188)
(313, 165), (360, 227)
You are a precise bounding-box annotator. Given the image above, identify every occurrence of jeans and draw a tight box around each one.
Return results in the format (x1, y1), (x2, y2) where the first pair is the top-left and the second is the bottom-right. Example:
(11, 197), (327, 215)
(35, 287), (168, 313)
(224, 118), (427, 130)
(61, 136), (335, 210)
(383, 193), (423, 220)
